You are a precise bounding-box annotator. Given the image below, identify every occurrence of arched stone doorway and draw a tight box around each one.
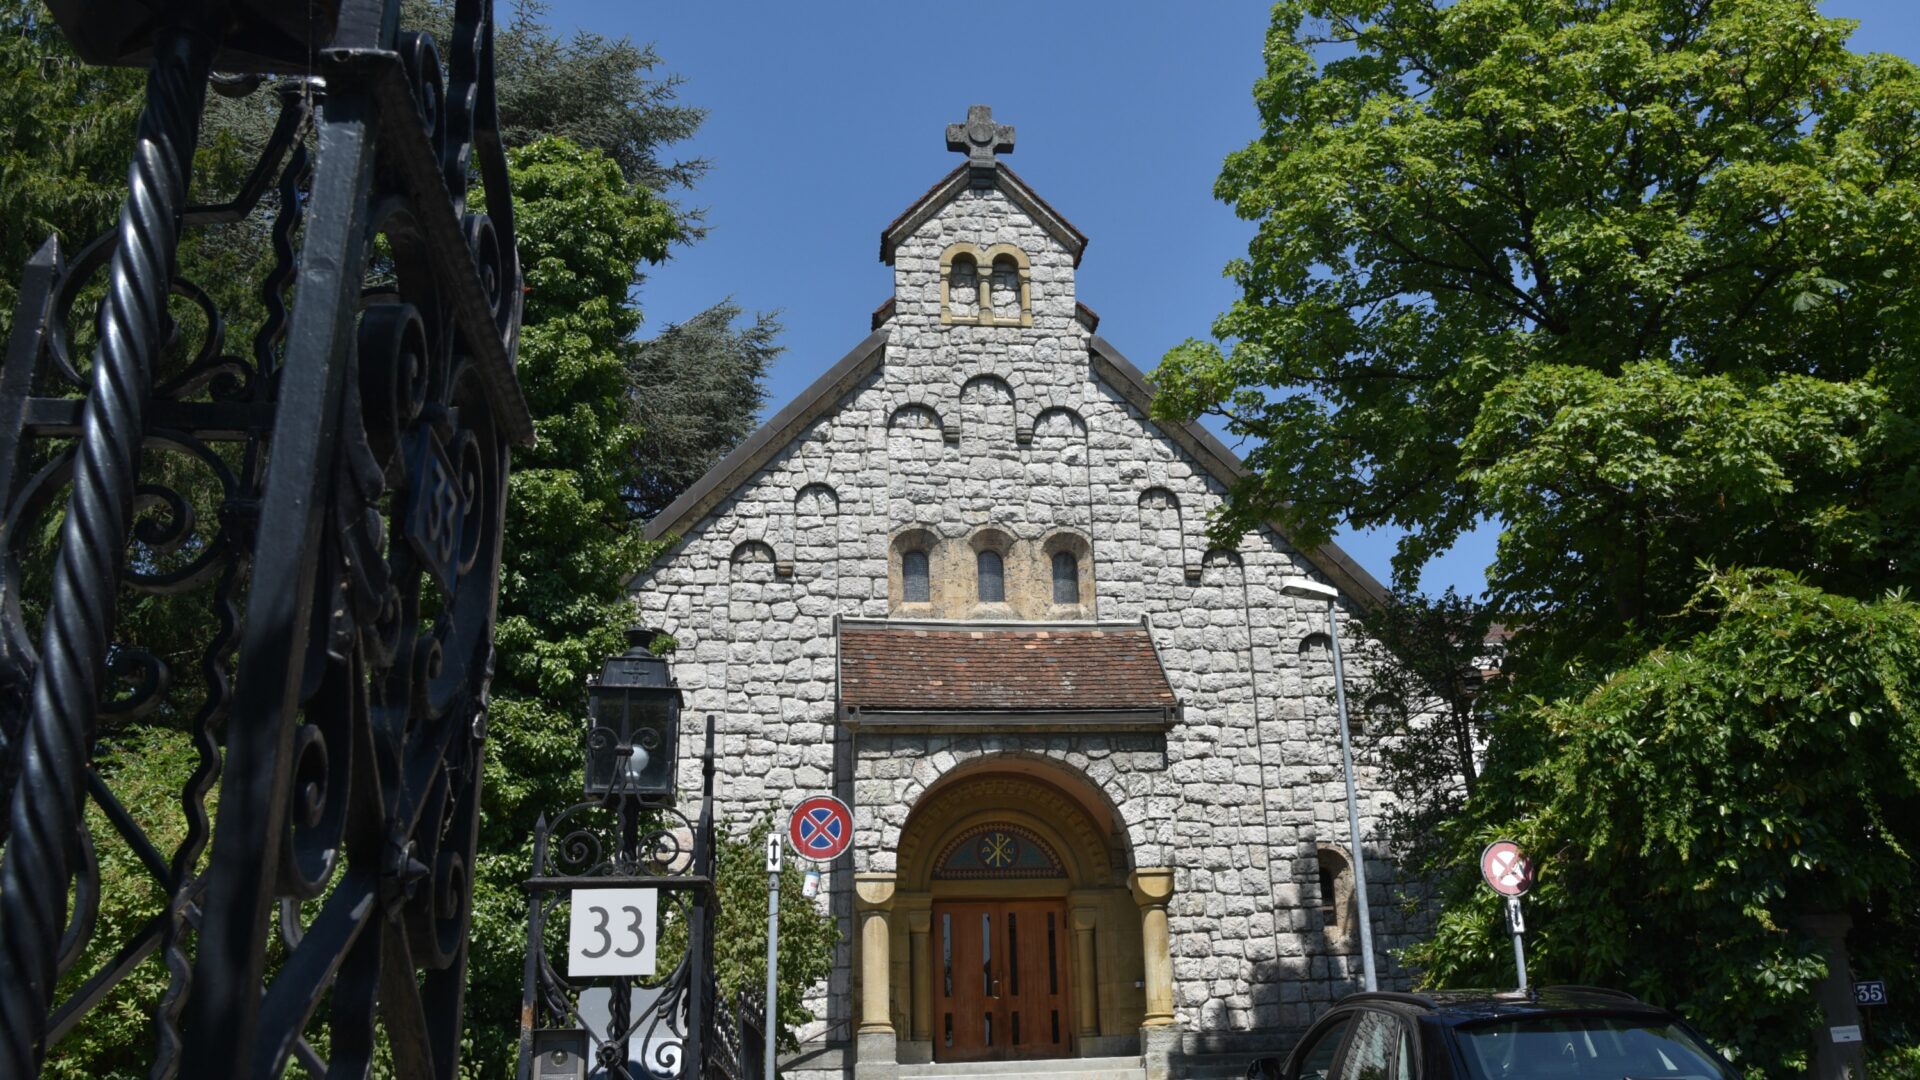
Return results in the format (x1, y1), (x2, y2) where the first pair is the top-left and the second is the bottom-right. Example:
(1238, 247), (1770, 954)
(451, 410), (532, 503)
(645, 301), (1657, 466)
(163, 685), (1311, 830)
(853, 761), (1174, 1069)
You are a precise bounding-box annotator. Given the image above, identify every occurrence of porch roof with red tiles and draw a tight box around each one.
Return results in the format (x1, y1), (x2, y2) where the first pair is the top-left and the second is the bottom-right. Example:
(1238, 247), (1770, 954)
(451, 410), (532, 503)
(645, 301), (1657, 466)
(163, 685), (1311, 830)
(838, 621), (1177, 713)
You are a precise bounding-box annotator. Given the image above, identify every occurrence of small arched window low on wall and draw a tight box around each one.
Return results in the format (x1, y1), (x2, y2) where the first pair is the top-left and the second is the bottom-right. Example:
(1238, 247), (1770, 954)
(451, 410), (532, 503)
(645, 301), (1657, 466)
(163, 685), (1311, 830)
(1316, 845), (1359, 952)
(977, 549), (1005, 603)
(903, 549), (931, 603)
(1051, 551), (1079, 604)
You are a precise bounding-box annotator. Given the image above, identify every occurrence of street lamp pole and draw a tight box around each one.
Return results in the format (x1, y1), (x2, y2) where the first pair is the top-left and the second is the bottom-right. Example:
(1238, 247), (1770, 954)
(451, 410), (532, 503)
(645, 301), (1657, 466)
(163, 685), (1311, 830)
(1282, 577), (1378, 992)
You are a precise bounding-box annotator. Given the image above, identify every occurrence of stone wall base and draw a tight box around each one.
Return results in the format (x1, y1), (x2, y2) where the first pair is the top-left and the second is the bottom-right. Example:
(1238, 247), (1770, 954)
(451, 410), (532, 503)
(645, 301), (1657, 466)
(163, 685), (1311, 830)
(853, 1031), (898, 1080)
(781, 1039), (850, 1080)
(1081, 1033), (1141, 1058)
(1141, 1024), (1183, 1080)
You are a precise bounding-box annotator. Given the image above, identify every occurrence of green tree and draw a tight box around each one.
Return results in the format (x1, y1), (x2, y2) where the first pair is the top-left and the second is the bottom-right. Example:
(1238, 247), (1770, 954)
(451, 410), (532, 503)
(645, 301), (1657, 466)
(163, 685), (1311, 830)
(1157, 0), (1920, 1069)
(463, 135), (680, 1073)
(1349, 589), (1498, 873)
(1155, 0), (1920, 628)
(626, 300), (780, 520)
(697, 816), (838, 1054)
(0, 0), (142, 336)
(1408, 571), (1920, 1077)
(406, 0), (707, 198)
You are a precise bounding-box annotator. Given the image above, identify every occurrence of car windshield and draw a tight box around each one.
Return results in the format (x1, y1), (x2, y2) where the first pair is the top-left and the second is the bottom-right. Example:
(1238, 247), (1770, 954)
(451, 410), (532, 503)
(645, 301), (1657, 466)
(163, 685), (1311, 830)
(1454, 1014), (1738, 1080)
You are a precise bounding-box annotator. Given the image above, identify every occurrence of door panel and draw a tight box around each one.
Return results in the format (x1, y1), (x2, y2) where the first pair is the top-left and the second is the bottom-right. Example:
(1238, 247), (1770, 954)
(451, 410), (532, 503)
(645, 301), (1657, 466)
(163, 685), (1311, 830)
(936, 903), (996, 1062)
(932, 900), (1072, 1062)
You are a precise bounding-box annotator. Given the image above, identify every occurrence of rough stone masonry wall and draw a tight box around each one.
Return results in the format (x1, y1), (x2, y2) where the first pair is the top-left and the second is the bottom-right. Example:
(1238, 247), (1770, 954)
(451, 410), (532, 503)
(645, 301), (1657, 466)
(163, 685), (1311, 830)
(630, 182), (1424, 1050)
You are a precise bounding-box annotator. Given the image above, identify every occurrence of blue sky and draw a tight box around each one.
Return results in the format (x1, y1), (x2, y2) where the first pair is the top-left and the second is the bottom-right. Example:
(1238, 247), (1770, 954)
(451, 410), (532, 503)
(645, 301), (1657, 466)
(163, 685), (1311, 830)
(555, 1), (1920, 597)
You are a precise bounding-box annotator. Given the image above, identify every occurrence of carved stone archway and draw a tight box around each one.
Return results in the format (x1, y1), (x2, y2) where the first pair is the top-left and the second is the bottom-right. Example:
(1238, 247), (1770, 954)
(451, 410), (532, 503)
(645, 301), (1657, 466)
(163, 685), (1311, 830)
(862, 768), (1162, 1067)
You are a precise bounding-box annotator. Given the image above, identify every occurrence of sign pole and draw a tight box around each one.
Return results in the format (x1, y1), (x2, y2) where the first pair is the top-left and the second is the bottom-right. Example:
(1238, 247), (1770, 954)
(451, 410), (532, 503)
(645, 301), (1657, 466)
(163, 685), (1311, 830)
(764, 833), (782, 1080)
(1506, 895), (1528, 991)
(777, 793), (853, 1080)
(1480, 840), (1535, 993)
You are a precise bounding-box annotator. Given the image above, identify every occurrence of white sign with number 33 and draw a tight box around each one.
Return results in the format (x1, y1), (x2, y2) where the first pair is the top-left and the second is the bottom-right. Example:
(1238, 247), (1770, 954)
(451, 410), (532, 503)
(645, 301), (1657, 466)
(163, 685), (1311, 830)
(568, 888), (658, 977)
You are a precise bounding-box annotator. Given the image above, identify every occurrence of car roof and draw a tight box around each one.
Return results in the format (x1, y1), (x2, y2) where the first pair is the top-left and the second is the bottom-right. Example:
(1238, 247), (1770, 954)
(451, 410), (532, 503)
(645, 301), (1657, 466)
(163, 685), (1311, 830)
(1335, 987), (1674, 1025)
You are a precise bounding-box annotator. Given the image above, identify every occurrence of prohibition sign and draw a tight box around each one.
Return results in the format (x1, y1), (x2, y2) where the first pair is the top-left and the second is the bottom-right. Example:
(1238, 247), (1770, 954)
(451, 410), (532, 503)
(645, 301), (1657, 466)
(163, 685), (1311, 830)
(788, 795), (854, 863)
(1480, 840), (1533, 897)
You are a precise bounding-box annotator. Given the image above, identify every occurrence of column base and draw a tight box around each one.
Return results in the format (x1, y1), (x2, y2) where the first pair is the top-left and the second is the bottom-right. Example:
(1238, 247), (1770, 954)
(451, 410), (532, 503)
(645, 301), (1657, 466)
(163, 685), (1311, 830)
(854, 1030), (899, 1080)
(1140, 1023), (1182, 1080)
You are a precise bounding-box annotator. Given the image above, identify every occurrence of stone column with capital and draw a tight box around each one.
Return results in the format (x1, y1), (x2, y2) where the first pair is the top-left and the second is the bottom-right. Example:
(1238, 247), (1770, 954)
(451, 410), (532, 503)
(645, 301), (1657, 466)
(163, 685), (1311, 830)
(1130, 868), (1179, 1080)
(1070, 906), (1100, 1038)
(853, 874), (898, 1079)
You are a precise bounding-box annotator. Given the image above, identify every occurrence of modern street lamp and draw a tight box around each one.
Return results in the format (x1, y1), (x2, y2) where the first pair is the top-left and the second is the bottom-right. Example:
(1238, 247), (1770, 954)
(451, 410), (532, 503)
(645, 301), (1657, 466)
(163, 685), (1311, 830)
(1280, 576), (1378, 992)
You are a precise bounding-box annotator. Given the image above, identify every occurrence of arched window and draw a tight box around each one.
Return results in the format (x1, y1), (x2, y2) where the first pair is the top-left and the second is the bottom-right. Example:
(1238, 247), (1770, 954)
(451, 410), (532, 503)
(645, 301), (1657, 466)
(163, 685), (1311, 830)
(1316, 847), (1358, 951)
(1051, 551), (1079, 604)
(990, 255), (1022, 321)
(950, 254), (978, 312)
(903, 549), (930, 603)
(977, 549), (1005, 603)
(1318, 859), (1340, 930)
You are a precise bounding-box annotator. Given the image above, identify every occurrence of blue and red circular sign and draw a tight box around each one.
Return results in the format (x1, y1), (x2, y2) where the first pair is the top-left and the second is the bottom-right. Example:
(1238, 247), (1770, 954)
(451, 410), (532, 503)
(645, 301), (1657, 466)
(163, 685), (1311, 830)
(788, 795), (853, 862)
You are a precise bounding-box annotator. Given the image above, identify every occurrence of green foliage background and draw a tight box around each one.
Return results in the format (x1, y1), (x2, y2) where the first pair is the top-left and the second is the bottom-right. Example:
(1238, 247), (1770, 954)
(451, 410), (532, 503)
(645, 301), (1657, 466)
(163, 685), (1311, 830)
(1156, 0), (1920, 1074)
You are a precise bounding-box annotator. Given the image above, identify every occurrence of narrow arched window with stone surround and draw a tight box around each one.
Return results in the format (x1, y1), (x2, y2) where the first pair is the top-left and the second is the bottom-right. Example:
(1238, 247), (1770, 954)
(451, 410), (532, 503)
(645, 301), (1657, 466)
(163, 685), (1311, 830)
(1316, 846), (1359, 951)
(890, 528), (939, 612)
(903, 549), (930, 603)
(1051, 551), (1079, 604)
(990, 254), (1022, 322)
(977, 549), (1005, 603)
(949, 253), (978, 318)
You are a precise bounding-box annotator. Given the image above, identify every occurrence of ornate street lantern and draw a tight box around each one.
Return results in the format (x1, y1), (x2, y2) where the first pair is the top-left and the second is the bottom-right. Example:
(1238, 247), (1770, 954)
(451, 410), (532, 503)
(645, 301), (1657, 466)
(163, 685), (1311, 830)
(584, 628), (683, 802)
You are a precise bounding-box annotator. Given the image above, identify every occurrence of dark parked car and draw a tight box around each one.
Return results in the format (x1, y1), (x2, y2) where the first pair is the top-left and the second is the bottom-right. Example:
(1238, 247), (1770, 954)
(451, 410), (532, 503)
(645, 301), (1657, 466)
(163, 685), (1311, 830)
(1246, 987), (1740, 1080)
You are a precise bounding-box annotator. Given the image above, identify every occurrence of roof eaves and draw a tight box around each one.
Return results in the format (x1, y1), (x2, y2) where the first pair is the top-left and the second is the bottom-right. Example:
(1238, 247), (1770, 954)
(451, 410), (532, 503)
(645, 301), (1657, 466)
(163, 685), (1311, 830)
(1087, 334), (1392, 610)
(994, 164), (1088, 265)
(879, 164), (1088, 267)
(636, 327), (889, 553)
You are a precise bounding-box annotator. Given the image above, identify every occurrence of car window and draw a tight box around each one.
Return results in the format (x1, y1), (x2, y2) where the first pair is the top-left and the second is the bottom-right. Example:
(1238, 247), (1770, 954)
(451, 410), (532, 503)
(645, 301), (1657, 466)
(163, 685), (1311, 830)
(1454, 1015), (1739, 1080)
(1339, 1010), (1398, 1080)
(1295, 1015), (1351, 1080)
(1396, 1027), (1414, 1080)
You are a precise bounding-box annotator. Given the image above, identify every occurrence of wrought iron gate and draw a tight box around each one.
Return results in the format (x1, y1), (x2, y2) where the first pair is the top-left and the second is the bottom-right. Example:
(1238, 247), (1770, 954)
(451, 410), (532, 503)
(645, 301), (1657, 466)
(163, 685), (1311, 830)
(0, 0), (529, 1075)
(518, 717), (763, 1080)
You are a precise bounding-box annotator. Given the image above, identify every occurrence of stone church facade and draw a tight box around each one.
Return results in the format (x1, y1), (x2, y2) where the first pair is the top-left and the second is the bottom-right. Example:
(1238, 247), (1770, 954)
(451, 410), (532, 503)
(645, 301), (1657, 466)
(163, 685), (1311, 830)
(630, 107), (1419, 1079)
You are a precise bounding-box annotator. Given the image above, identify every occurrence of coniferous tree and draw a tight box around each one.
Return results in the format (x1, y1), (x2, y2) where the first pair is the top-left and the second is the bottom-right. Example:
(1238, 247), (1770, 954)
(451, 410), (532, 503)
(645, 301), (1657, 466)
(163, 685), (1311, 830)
(626, 300), (781, 520)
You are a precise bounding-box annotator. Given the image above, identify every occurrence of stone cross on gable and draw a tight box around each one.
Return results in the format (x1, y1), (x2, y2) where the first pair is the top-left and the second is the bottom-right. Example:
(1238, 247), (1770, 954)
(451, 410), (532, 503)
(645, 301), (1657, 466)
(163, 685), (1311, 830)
(946, 104), (1015, 174)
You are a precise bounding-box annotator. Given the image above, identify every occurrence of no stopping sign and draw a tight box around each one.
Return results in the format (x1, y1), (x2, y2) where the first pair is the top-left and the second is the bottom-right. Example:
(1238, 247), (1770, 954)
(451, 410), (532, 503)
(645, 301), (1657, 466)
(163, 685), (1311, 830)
(1480, 840), (1533, 896)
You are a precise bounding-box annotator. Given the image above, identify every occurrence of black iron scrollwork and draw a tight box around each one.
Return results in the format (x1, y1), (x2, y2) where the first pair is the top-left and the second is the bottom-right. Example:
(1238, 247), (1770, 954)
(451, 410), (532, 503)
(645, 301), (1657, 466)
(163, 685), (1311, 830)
(517, 717), (728, 1080)
(0, 1), (530, 1077)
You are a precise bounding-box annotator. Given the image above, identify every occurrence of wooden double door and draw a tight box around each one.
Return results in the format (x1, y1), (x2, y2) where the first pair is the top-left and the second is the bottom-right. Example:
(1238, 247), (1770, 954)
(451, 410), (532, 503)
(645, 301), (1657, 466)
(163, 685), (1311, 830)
(932, 900), (1073, 1063)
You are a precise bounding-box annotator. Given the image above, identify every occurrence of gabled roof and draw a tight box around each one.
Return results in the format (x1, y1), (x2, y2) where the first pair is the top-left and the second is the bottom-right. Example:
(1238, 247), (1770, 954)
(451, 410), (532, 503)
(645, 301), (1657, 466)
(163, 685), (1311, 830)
(636, 328), (1390, 611)
(880, 164), (1089, 267)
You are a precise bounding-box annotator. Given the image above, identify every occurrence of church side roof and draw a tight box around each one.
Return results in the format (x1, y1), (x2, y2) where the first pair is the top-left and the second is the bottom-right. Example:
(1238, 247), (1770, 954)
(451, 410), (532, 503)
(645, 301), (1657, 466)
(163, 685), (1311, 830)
(638, 327), (886, 548)
(839, 620), (1177, 725)
(879, 164), (1089, 267)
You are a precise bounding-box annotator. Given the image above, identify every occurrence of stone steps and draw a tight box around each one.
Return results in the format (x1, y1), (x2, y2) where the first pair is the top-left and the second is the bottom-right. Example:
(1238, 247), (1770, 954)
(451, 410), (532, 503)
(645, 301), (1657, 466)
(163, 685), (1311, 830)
(1170, 1050), (1264, 1078)
(898, 1055), (1146, 1080)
